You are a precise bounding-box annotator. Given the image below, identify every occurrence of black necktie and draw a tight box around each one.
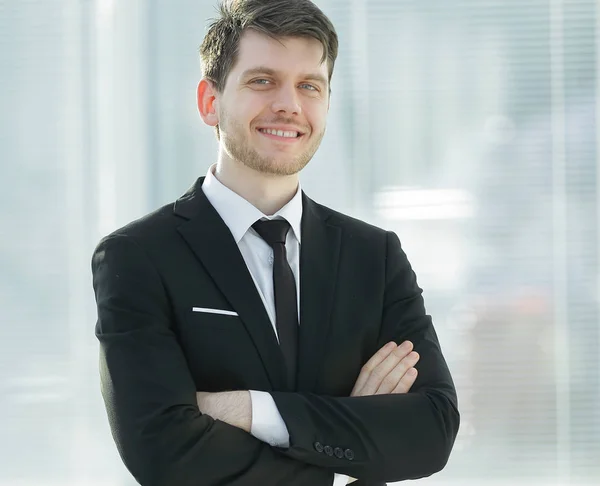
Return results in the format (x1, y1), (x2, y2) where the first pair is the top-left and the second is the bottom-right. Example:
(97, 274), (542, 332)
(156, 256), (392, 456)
(252, 219), (298, 390)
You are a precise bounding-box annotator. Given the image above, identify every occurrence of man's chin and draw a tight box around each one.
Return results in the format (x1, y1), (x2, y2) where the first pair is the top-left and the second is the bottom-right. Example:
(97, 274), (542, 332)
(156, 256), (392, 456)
(247, 158), (309, 177)
(258, 163), (305, 177)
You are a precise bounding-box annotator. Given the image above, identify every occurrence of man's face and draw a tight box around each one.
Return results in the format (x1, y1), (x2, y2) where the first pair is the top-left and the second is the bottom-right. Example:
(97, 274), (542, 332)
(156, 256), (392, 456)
(214, 30), (330, 176)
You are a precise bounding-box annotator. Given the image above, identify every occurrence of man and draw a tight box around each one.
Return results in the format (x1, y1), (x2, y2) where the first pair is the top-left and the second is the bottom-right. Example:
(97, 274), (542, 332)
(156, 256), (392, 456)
(91, 1), (459, 485)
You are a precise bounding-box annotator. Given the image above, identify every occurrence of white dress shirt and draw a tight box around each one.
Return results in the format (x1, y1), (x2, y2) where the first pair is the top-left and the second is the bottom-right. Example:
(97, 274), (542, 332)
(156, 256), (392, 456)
(202, 164), (350, 486)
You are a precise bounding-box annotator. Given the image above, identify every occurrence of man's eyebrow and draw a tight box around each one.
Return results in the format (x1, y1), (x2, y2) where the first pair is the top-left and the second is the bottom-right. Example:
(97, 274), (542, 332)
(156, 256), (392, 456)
(240, 66), (328, 86)
(303, 73), (329, 86)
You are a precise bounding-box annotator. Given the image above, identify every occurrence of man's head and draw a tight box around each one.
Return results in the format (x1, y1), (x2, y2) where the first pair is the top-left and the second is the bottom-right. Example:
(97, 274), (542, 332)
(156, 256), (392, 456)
(197, 0), (339, 177)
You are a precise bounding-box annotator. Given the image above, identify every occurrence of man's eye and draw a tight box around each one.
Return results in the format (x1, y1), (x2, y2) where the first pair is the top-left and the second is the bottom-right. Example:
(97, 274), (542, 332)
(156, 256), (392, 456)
(252, 79), (271, 85)
(300, 83), (318, 91)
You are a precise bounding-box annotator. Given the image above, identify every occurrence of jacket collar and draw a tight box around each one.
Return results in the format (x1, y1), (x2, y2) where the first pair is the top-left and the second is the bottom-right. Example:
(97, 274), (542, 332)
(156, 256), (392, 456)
(201, 165), (303, 244)
(174, 177), (341, 392)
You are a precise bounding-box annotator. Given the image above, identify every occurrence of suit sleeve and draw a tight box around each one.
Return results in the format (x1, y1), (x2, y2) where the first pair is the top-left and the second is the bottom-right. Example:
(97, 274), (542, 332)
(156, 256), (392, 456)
(270, 230), (460, 483)
(250, 391), (350, 485)
(92, 234), (336, 486)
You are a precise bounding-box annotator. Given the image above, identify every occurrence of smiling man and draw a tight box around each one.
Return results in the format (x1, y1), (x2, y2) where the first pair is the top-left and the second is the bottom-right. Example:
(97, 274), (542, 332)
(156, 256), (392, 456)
(91, 1), (459, 486)
(197, 28), (331, 215)
(201, 33), (329, 177)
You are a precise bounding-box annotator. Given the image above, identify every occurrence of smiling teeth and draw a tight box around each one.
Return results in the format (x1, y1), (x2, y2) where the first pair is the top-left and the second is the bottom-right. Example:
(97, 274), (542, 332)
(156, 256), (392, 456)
(260, 128), (299, 138)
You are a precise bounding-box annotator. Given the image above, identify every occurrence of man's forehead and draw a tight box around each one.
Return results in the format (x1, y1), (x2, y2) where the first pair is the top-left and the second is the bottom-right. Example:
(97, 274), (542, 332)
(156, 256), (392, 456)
(234, 30), (327, 73)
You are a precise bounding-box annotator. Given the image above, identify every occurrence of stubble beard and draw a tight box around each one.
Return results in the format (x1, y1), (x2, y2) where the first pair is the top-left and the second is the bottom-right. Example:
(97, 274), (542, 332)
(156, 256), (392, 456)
(220, 115), (325, 176)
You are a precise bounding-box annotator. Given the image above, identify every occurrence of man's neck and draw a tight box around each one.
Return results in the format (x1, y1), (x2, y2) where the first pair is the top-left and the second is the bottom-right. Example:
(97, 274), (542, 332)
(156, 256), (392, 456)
(213, 159), (299, 216)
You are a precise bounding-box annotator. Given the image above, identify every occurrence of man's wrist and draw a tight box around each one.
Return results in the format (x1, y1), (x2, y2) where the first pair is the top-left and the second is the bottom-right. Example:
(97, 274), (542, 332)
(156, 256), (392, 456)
(202, 391), (252, 433)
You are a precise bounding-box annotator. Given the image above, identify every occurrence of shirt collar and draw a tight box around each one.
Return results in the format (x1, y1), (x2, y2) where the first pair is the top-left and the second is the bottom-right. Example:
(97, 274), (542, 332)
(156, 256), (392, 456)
(202, 164), (303, 244)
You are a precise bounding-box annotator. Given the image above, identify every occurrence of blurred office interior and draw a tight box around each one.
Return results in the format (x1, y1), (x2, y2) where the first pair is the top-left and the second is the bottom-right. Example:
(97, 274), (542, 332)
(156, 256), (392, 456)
(0, 0), (598, 484)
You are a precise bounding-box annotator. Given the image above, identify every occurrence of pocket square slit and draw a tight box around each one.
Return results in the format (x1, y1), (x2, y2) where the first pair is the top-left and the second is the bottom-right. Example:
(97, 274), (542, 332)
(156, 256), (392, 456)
(192, 307), (238, 316)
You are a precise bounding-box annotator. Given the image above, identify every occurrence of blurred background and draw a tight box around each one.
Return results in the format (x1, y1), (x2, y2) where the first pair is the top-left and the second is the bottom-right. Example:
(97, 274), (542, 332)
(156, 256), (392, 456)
(0, 0), (599, 484)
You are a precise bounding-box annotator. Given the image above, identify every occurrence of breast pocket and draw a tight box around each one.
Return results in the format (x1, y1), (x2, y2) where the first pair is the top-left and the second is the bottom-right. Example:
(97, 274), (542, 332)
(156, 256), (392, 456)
(183, 306), (249, 343)
(191, 306), (239, 318)
(188, 307), (242, 330)
(178, 307), (267, 391)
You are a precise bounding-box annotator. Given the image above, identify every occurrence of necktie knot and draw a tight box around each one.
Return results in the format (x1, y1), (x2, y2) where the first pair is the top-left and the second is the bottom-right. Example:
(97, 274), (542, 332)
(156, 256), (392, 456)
(252, 219), (291, 246)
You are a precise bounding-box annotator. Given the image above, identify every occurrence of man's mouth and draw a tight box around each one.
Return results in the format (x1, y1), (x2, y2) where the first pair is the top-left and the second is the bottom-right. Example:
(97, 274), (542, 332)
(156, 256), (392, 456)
(257, 128), (304, 140)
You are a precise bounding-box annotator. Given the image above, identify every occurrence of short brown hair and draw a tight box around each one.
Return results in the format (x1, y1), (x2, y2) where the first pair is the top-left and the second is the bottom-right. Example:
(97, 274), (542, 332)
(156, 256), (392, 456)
(199, 0), (339, 93)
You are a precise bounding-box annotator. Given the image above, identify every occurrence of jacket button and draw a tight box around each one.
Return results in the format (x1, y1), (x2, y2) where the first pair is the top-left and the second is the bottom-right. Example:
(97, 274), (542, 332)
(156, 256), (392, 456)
(334, 447), (344, 459)
(324, 445), (334, 456)
(314, 441), (324, 453)
(344, 449), (355, 461)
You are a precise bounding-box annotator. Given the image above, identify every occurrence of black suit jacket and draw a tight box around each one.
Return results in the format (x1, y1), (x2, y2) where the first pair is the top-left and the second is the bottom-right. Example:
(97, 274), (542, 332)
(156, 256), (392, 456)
(92, 177), (459, 486)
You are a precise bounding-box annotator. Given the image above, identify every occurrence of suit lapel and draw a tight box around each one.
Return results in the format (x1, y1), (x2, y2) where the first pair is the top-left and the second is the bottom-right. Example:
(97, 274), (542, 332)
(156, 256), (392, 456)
(174, 178), (288, 390)
(297, 194), (341, 392)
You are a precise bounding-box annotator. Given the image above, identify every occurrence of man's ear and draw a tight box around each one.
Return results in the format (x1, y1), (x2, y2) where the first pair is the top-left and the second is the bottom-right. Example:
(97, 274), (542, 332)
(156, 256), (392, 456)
(197, 79), (219, 127)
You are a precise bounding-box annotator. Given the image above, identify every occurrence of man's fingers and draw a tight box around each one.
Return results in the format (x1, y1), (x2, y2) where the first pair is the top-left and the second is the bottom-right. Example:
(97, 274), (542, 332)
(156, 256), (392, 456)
(352, 341), (414, 396)
(391, 367), (418, 394)
(351, 341), (397, 395)
(359, 344), (415, 396)
(374, 351), (420, 395)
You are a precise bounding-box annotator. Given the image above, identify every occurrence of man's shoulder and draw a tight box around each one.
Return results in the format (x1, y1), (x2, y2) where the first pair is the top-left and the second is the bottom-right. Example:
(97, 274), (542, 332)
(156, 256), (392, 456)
(95, 201), (179, 251)
(311, 200), (390, 238)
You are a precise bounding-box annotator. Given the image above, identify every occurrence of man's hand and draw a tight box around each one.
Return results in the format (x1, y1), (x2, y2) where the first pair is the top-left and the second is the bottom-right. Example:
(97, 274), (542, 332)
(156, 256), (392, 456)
(350, 341), (419, 397)
(346, 341), (419, 483)
(196, 391), (252, 433)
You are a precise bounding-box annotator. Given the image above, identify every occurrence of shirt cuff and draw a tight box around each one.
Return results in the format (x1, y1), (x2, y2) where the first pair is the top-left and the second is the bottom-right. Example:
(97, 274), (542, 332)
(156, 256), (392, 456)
(333, 473), (351, 486)
(249, 390), (290, 447)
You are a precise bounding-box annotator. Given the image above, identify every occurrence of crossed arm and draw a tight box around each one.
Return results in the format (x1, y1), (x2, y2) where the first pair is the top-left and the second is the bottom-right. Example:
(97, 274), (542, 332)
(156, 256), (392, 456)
(195, 340), (422, 485)
(194, 338), (420, 434)
(92, 232), (459, 486)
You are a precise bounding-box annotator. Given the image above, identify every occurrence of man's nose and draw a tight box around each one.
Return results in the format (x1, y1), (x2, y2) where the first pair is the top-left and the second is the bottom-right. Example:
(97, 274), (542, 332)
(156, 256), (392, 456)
(271, 85), (301, 115)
